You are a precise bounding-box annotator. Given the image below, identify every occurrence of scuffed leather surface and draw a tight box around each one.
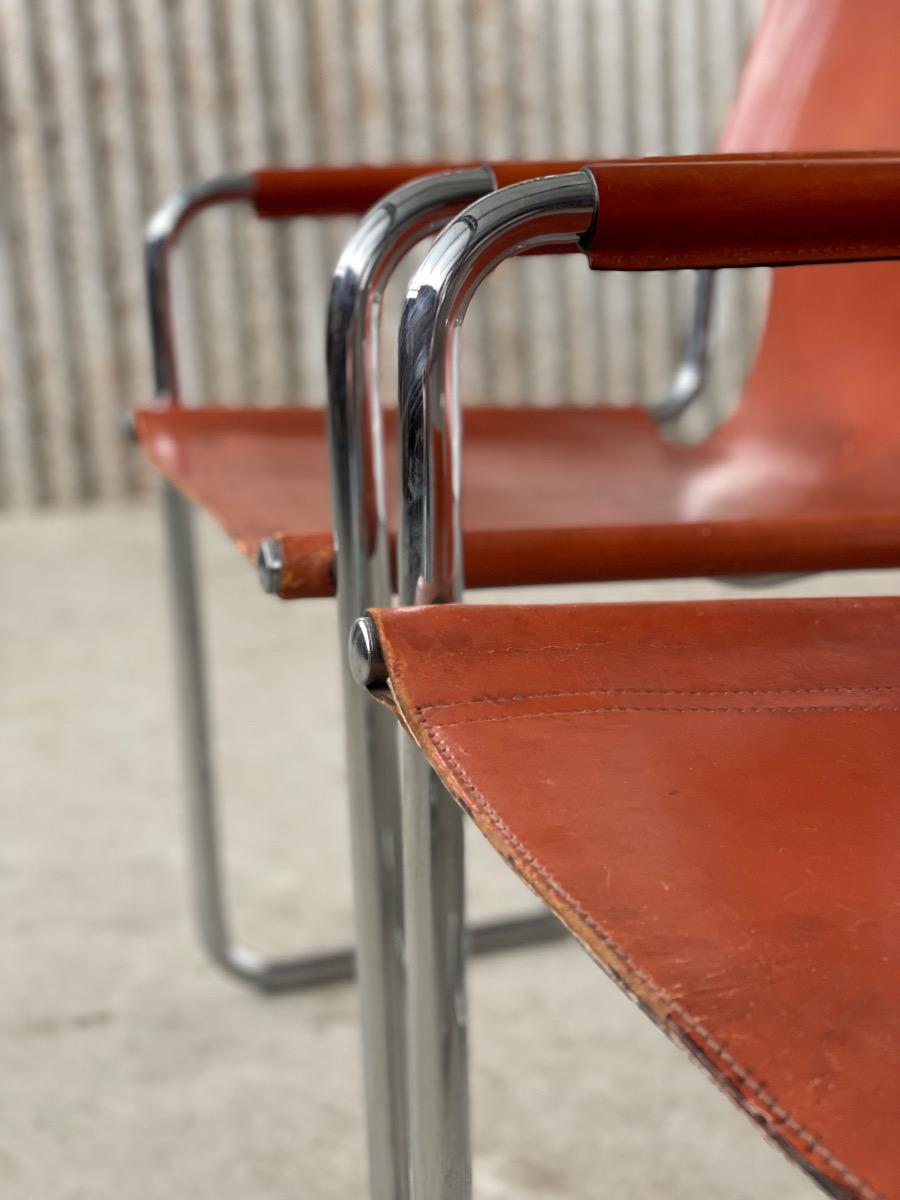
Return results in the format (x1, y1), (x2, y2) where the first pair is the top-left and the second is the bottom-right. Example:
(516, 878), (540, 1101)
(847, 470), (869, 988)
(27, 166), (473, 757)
(370, 597), (900, 1200)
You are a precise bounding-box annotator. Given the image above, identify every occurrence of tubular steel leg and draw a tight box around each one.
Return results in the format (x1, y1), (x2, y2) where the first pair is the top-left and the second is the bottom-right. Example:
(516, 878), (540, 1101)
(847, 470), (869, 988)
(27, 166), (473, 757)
(163, 480), (559, 999)
(333, 638), (408, 1197)
(161, 480), (354, 992)
(327, 169), (570, 1200)
(402, 740), (472, 1198)
(351, 617), (475, 1198)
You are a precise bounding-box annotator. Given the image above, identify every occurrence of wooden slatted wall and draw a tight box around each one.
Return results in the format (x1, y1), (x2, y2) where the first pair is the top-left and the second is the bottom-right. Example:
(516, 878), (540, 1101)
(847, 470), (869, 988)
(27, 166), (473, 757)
(0, 0), (763, 509)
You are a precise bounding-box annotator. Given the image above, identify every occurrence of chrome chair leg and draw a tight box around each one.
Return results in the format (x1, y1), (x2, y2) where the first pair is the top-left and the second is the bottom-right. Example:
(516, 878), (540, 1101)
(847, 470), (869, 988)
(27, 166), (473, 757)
(162, 481), (561, 997)
(161, 481), (356, 992)
(326, 168), (562, 1197)
(402, 736), (472, 1199)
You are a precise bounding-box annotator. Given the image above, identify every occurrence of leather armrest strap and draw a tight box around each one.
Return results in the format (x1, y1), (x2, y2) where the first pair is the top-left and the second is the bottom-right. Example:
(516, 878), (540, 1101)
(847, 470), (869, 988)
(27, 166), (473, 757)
(252, 160), (584, 219)
(582, 152), (900, 270)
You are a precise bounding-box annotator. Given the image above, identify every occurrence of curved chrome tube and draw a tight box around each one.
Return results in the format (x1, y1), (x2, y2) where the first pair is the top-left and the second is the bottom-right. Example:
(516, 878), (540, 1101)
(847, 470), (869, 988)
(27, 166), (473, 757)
(652, 267), (716, 423)
(327, 166), (495, 620)
(148, 173), (375, 1000)
(161, 480), (362, 993)
(145, 172), (254, 402)
(325, 166), (563, 1200)
(395, 171), (597, 1200)
(398, 170), (598, 606)
(326, 166), (492, 1200)
(148, 168), (562, 1018)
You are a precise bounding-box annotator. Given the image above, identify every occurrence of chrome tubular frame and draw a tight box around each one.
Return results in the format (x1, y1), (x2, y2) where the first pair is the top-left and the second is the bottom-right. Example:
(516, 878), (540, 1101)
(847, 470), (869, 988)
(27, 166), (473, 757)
(147, 175), (364, 991)
(395, 171), (598, 1199)
(653, 268), (716, 423)
(327, 168), (493, 1200)
(160, 479), (357, 991)
(145, 170), (713, 998)
(145, 172), (254, 405)
(327, 167), (577, 1200)
(146, 169), (566, 1005)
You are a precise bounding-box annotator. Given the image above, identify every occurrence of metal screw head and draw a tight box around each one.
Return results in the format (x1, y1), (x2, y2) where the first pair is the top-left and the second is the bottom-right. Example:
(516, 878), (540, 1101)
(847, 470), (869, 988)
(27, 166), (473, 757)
(257, 538), (284, 595)
(348, 616), (388, 691)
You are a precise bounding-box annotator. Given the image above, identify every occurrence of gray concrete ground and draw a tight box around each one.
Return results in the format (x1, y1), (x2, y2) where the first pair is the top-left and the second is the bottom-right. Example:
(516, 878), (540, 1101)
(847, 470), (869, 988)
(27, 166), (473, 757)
(6, 501), (891, 1198)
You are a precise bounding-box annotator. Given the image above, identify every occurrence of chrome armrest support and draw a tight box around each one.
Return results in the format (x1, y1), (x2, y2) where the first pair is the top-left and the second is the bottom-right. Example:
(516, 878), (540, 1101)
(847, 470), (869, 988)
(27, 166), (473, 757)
(325, 166), (496, 1200)
(326, 167), (496, 618)
(398, 170), (598, 604)
(151, 163), (571, 1200)
(651, 267), (717, 424)
(395, 171), (597, 1200)
(144, 172), (254, 403)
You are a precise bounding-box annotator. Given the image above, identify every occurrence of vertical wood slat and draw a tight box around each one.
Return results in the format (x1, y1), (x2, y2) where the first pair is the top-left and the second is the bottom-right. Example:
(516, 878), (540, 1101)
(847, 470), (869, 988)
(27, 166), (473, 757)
(0, 0), (763, 510)
(65, 0), (135, 496)
(0, 17), (45, 508)
(5, 0), (91, 505)
(251, 2), (302, 406)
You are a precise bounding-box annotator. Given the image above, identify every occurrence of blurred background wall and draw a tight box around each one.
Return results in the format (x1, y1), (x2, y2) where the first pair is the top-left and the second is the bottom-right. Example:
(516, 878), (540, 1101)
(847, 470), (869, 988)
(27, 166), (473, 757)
(0, 0), (764, 512)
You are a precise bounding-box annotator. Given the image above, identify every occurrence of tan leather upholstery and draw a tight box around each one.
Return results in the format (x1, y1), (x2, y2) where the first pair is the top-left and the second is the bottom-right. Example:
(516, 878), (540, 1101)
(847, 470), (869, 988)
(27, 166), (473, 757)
(137, 391), (900, 600)
(369, 596), (900, 1200)
(368, 8), (900, 1194)
(138, 0), (900, 603)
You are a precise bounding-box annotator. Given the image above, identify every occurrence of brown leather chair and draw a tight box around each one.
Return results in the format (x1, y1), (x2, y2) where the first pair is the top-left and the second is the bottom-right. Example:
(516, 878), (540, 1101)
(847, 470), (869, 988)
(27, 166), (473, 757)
(137, 2), (900, 1196)
(353, 3), (900, 1196)
(134, 0), (900, 1007)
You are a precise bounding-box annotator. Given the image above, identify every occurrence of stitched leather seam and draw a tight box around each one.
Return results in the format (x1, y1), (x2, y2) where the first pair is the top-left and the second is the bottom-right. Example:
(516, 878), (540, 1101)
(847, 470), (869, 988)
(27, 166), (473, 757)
(422, 683), (900, 713)
(411, 630), (900, 660)
(411, 642), (633, 659)
(590, 242), (899, 268)
(432, 702), (900, 730)
(415, 708), (883, 1200)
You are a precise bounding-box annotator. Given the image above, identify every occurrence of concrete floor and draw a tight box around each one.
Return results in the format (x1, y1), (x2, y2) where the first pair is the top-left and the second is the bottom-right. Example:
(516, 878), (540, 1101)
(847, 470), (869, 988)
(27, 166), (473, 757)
(6, 501), (893, 1198)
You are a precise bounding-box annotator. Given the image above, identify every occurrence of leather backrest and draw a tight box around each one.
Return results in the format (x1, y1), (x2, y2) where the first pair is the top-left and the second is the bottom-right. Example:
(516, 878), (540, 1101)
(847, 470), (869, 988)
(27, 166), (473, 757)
(722, 0), (900, 438)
